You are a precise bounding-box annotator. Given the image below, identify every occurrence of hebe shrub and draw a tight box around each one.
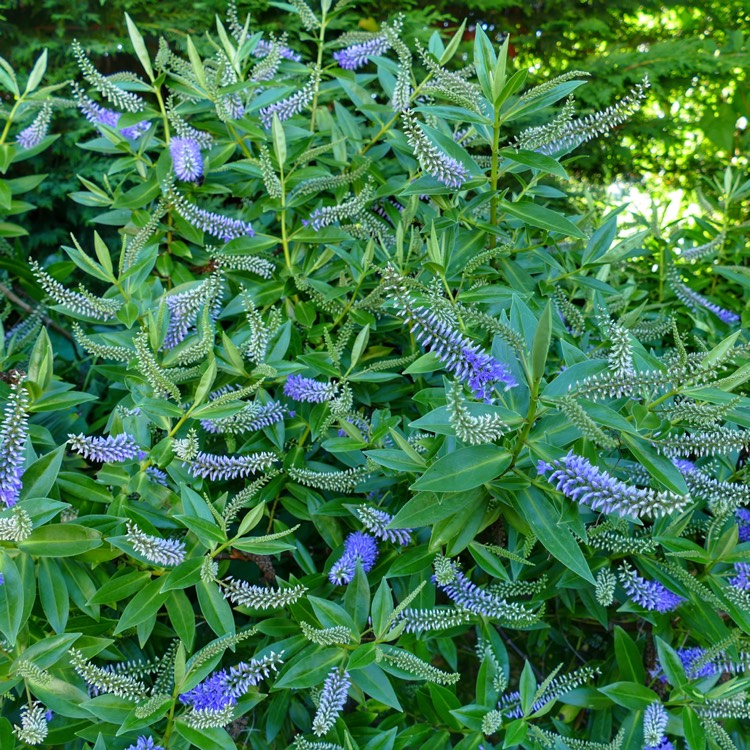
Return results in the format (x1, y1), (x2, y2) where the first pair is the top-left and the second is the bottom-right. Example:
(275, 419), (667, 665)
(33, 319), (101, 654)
(1, 2), (750, 749)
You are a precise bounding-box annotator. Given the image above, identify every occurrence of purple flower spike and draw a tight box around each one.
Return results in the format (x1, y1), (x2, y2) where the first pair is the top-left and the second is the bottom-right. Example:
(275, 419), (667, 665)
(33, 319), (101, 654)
(17, 103), (53, 149)
(283, 374), (338, 403)
(737, 508), (750, 542)
(538, 452), (688, 518)
(68, 432), (144, 463)
(313, 668), (350, 735)
(164, 182), (253, 242)
(170, 137), (204, 182)
(355, 506), (411, 545)
(334, 36), (391, 70)
(329, 531), (378, 585)
(0, 382), (30, 508)
(730, 562), (750, 590)
(619, 564), (684, 613)
(126, 738), (163, 750)
(391, 299), (515, 402)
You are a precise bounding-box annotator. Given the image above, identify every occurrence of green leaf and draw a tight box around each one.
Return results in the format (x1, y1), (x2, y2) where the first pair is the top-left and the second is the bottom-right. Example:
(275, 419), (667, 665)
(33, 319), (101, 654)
(27, 328), (53, 390)
(19, 444), (64, 501)
(531, 300), (552, 382)
(599, 681), (658, 709)
(125, 13), (155, 81)
(499, 199), (587, 239)
(683, 706), (706, 750)
(175, 721), (237, 750)
(24, 49), (48, 94)
(272, 114), (287, 170)
(411, 446), (511, 492)
(114, 577), (168, 634)
(88, 571), (152, 605)
(197, 580), (235, 638)
(275, 647), (342, 689)
(519, 660), (537, 715)
(500, 149), (568, 180)
(654, 637), (687, 690)
(389, 489), (484, 529)
(38, 558), (69, 634)
(620, 433), (689, 495)
(344, 563), (370, 631)
(515, 488), (595, 584)
(0, 556), (23, 645)
(473, 25), (497, 102)
(614, 626), (645, 683)
(166, 589), (196, 649)
(0, 181), (11, 212)
(18, 524), (102, 557)
(350, 664), (402, 710)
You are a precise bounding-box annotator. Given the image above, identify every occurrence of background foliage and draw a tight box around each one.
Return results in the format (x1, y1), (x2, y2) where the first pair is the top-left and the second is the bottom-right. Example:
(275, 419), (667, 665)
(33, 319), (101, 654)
(0, 1), (750, 750)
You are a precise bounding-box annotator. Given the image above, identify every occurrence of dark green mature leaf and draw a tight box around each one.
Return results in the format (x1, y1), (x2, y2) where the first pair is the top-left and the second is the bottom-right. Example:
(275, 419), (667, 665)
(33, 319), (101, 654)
(19, 524), (102, 557)
(515, 488), (595, 584)
(411, 446), (511, 492)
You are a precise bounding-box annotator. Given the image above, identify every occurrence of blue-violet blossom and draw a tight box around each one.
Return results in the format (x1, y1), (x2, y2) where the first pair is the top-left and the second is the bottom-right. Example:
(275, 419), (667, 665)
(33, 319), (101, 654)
(170, 137), (204, 182)
(312, 669), (350, 736)
(537, 452), (689, 518)
(329, 532), (378, 585)
(618, 564), (684, 613)
(0, 381), (29, 507)
(68, 433), (145, 463)
(284, 374), (338, 403)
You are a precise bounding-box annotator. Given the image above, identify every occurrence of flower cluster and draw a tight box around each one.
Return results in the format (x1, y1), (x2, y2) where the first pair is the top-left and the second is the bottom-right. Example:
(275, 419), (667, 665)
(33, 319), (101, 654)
(125, 738), (163, 750)
(284, 375), (338, 403)
(185, 451), (277, 481)
(179, 652), (284, 727)
(72, 83), (150, 140)
(126, 521), (186, 566)
(163, 182), (254, 241)
(170, 137), (204, 182)
(432, 557), (538, 624)
(402, 110), (468, 188)
(259, 66), (320, 128)
(334, 34), (391, 69)
(537, 452), (689, 518)
(643, 702), (669, 749)
(618, 564), (684, 613)
(329, 531), (378, 585)
(68, 432), (144, 463)
(162, 273), (222, 349)
(668, 269), (739, 325)
(201, 400), (285, 434)
(655, 428), (749, 458)
(13, 703), (49, 746)
(221, 577), (308, 609)
(384, 274), (516, 401)
(312, 669), (350, 736)
(0, 382), (29, 507)
(354, 506), (411, 545)
(16, 102), (53, 149)
(30, 260), (123, 321)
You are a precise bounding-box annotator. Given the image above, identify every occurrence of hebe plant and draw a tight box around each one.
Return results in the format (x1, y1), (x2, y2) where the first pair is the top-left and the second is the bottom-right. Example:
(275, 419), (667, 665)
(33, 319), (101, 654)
(1, 1), (750, 749)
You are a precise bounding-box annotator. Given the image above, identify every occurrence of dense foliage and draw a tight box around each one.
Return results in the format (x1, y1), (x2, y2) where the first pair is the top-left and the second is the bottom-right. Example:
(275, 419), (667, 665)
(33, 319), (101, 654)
(1, 2), (750, 750)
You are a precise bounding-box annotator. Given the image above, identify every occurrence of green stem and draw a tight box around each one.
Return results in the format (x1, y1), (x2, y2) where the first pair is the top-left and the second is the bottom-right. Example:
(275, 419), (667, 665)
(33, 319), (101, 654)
(489, 110), (501, 246)
(0, 98), (22, 146)
(227, 121), (252, 159)
(153, 85), (170, 145)
(360, 73), (434, 156)
(507, 363), (540, 471)
(309, 12), (327, 133)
